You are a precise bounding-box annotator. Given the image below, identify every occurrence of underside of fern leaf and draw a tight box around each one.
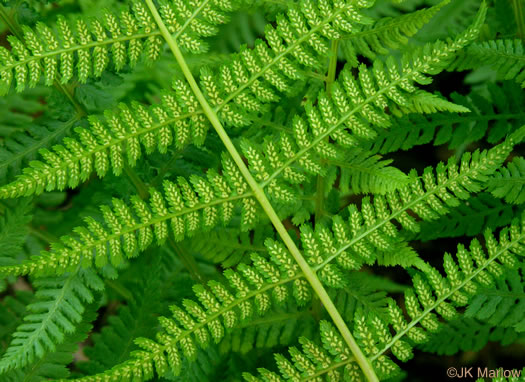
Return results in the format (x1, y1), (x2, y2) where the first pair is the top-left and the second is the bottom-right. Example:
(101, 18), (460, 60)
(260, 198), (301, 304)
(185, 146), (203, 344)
(1, 1), (524, 382)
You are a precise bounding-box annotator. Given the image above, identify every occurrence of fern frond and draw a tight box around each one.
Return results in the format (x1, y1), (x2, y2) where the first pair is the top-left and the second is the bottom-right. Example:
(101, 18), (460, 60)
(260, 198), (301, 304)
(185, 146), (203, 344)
(77, 266), (161, 375)
(248, 216), (525, 381)
(364, 81), (525, 153)
(243, 320), (362, 381)
(466, 265), (525, 332)
(0, 291), (33, 352)
(300, 134), (520, 275)
(0, 159), (258, 277)
(2, 312), (96, 382)
(332, 272), (406, 323)
(2, 120), (517, 291)
(0, 198), (32, 265)
(64, 250), (312, 380)
(341, 0), (450, 66)
(0, 269), (103, 373)
(421, 317), (520, 356)
(487, 156), (525, 205)
(413, 0), (482, 41)
(333, 149), (411, 195)
(0, 82), (211, 198)
(0, 0), (238, 94)
(0, 86), (48, 137)
(451, 39), (525, 88)
(219, 309), (315, 355)
(59, 140), (522, 380)
(60, 184), (517, 380)
(188, 224), (273, 267)
(0, 0), (381, 198)
(0, 115), (79, 182)
(418, 193), (524, 241)
(242, 8), (488, 195)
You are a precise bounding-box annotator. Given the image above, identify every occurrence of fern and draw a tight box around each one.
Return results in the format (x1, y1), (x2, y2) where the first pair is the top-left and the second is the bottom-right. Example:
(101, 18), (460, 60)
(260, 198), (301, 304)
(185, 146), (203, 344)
(0, 1), (524, 381)
(0, 268), (103, 372)
(334, 149), (411, 195)
(466, 264), (525, 332)
(341, 0), (451, 66)
(0, 198), (32, 265)
(363, 81), (525, 154)
(246, 217), (525, 380)
(187, 224), (274, 267)
(418, 193), (524, 241)
(487, 156), (525, 205)
(0, 0), (238, 94)
(451, 39), (525, 88)
(0, 291), (32, 351)
(421, 317), (520, 356)
(76, 263), (161, 375)
(2, 313), (96, 382)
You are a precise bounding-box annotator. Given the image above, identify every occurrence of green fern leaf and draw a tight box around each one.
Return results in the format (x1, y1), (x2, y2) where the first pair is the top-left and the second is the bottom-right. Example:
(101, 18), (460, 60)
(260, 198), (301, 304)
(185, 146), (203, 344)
(418, 193), (524, 241)
(421, 317), (520, 356)
(0, 0), (238, 94)
(0, 198), (32, 266)
(364, 81), (525, 154)
(0, 161), (258, 277)
(0, 269), (103, 373)
(341, 0), (451, 66)
(466, 265), (525, 332)
(2, 312), (96, 382)
(451, 39), (525, 88)
(252, 215), (525, 381)
(334, 149), (411, 195)
(487, 156), (525, 205)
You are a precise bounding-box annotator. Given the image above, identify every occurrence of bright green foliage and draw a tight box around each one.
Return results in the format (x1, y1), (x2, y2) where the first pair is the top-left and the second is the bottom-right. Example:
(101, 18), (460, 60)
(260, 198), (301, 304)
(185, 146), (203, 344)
(418, 193), (524, 241)
(0, 0), (239, 94)
(247, 216), (525, 380)
(0, 166), (257, 277)
(0, 1), (523, 382)
(421, 317), (520, 356)
(0, 199), (32, 264)
(452, 39), (525, 88)
(0, 269), (103, 372)
(335, 149), (411, 194)
(341, 0), (451, 66)
(0, 87), (216, 197)
(2, 314), (96, 382)
(77, 264), (161, 374)
(364, 81), (525, 153)
(487, 156), (525, 205)
(187, 224), (274, 267)
(466, 264), (525, 332)
(0, 0), (428, 197)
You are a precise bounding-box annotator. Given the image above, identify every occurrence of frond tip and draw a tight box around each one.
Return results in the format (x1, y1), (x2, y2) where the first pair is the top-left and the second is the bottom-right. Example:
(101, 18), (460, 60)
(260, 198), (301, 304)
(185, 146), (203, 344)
(0, 269), (103, 373)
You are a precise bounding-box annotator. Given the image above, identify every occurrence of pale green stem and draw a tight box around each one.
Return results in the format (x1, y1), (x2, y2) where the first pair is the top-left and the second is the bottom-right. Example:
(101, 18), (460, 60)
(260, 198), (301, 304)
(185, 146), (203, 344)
(144, 1), (379, 381)
(28, 225), (58, 244)
(512, 0), (525, 40)
(105, 279), (135, 301)
(168, 237), (207, 284)
(123, 163), (207, 284)
(326, 40), (340, 95)
(315, 40), (340, 223)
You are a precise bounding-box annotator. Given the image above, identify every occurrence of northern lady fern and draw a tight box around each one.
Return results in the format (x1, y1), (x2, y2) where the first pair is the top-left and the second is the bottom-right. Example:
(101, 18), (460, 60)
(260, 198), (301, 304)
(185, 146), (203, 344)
(0, 1), (524, 382)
